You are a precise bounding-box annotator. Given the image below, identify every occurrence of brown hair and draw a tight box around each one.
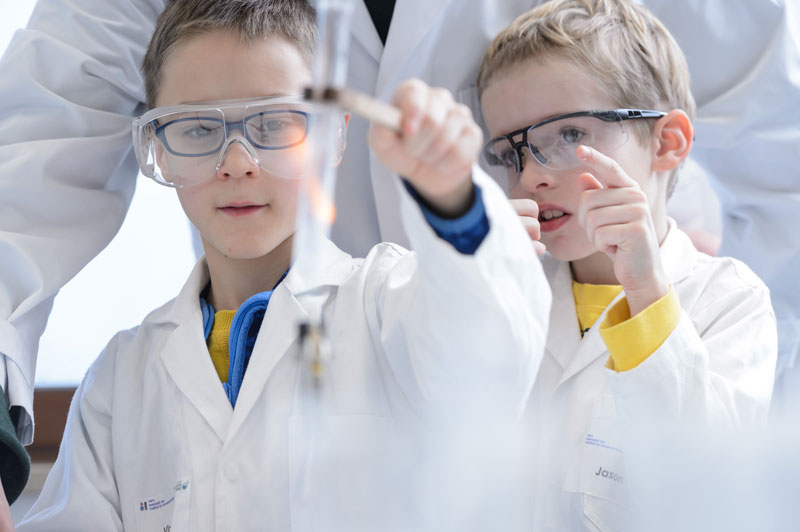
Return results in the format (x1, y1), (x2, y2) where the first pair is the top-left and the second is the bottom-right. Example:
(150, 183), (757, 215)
(142, 0), (317, 108)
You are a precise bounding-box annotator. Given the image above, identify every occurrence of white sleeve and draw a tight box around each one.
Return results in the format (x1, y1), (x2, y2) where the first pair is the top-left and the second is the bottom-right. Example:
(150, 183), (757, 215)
(377, 167), (551, 418)
(608, 272), (777, 428)
(0, 0), (163, 442)
(17, 339), (122, 532)
(644, 0), (800, 375)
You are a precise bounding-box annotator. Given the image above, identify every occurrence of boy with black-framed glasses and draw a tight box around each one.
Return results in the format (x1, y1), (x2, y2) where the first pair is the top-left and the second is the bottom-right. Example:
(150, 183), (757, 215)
(477, 0), (777, 529)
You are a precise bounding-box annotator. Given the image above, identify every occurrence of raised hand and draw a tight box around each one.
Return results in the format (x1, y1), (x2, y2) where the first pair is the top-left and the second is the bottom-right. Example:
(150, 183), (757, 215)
(369, 79), (482, 217)
(575, 145), (669, 315)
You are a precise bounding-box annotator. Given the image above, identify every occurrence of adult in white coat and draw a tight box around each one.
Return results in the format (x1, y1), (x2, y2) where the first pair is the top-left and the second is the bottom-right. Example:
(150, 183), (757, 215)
(0, 0), (798, 501)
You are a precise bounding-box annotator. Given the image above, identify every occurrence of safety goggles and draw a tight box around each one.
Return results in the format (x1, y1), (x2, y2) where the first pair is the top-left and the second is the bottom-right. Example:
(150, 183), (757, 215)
(483, 109), (666, 183)
(132, 96), (319, 188)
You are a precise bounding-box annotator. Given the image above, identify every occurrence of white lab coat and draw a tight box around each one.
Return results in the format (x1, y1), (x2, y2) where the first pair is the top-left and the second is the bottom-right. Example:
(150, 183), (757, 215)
(1, 0), (799, 441)
(526, 220), (777, 531)
(17, 170), (551, 532)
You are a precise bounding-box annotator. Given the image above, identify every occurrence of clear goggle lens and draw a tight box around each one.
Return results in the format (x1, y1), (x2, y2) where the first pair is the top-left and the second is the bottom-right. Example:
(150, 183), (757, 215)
(133, 97), (339, 187)
(484, 115), (630, 182)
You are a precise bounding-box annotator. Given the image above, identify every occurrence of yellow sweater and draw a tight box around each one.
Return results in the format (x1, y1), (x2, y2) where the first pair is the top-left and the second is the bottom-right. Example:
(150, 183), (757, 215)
(572, 281), (680, 372)
(206, 310), (236, 382)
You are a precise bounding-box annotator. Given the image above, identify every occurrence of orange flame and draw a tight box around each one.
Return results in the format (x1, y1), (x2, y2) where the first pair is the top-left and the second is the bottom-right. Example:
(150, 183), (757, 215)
(307, 176), (337, 225)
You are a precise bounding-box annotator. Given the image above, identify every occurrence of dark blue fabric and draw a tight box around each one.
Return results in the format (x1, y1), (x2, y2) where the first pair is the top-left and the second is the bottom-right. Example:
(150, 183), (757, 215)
(200, 270), (288, 407)
(402, 179), (490, 255)
(225, 293), (270, 406)
(201, 298), (214, 339)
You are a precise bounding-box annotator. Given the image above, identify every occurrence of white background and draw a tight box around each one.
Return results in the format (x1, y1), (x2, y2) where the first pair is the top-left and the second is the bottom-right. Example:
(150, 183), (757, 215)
(2, 2), (197, 387)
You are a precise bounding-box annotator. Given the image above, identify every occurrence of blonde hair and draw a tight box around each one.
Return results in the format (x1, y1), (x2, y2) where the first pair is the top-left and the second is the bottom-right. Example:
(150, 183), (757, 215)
(477, 0), (695, 150)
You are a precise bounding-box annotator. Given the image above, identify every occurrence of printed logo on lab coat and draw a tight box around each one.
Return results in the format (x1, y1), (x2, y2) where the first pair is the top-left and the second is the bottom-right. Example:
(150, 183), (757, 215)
(138, 480), (189, 512)
(135, 480), (190, 531)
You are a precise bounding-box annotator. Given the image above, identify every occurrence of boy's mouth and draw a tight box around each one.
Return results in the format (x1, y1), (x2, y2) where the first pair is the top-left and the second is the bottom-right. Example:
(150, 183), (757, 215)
(219, 202), (266, 217)
(540, 209), (566, 221)
(537, 205), (571, 232)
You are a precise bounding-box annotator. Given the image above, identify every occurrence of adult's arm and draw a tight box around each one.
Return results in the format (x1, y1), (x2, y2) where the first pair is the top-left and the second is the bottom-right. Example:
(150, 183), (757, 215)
(0, 0), (163, 444)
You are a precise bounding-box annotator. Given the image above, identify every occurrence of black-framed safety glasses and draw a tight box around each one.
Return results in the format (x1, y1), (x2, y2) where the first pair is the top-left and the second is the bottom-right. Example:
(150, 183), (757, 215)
(483, 109), (666, 181)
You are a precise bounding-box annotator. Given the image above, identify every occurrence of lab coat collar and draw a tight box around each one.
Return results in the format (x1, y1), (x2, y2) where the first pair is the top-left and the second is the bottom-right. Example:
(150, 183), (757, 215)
(658, 218), (699, 286)
(308, 0), (383, 67)
(160, 260), (232, 442)
(375, 0), (454, 96)
(160, 237), (354, 326)
(157, 238), (356, 443)
(282, 236), (357, 297)
(350, 0), (384, 63)
(549, 218), (696, 388)
(228, 238), (356, 436)
(542, 256), (583, 373)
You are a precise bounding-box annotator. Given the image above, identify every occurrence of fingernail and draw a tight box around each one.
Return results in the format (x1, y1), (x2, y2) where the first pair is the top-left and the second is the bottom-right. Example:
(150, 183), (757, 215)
(578, 145), (591, 159)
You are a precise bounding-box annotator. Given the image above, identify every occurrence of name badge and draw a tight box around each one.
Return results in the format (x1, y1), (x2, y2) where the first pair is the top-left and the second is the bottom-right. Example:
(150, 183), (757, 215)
(578, 396), (627, 505)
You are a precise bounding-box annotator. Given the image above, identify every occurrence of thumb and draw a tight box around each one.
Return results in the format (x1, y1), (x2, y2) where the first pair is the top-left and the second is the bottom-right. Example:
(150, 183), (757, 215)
(577, 172), (603, 193)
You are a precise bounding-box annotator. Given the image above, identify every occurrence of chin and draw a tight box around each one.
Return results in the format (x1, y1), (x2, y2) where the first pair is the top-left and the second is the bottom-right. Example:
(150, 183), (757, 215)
(212, 238), (281, 260)
(226, 246), (280, 261)
(544, 241), (596, 263)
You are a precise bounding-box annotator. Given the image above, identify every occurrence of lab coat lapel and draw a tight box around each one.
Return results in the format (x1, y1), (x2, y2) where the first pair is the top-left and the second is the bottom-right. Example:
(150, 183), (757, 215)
(551, 219), (694, 388)
(659, 218), (697, 286)
(543, 258), (582, 372)
(375, 0), (454, 96)
(225, 285), (307, 437)
(350, 0), (383, 64)
(160, 260), (232, 443)
(544, 258), (622, 389)
(310, 0), (382, 65)
(226, 238), (355, 436)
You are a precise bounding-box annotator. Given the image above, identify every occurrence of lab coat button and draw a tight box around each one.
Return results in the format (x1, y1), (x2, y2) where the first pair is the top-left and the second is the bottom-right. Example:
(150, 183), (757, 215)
(225, 464), (240, 481)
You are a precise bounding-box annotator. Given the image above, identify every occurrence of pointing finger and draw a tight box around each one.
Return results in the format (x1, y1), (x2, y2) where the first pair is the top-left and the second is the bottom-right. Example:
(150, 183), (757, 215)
(577, 172), (603, 193)
(576, 145), (637, 189)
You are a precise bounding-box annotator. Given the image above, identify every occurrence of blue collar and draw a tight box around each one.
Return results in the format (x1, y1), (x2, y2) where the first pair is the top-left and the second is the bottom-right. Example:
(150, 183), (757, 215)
(199, 269), (289, 406)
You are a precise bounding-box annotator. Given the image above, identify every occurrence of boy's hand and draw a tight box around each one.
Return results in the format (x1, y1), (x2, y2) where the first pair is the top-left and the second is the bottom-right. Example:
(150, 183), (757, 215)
(369, 79), (482, 217)
(510, 199), (547, 256)
(575, 145), (670, 315)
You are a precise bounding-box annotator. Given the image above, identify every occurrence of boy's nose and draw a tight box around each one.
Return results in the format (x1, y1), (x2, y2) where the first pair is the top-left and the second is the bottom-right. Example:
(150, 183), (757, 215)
(216, 138), (260, 179)
(516, 148), (556, 193)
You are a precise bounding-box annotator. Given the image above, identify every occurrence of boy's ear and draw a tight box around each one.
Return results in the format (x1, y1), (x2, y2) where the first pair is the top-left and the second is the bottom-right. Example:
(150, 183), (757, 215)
(154, 141), (177, 185)
(652, 109), (693, 172)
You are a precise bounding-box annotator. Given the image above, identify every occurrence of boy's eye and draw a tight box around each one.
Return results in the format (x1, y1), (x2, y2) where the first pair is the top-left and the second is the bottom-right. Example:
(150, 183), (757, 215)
(262, 119), (289, 132)
(247, 113), (307, 146)
(558, 127), (585, 144)
(180, 122), (221, 139)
